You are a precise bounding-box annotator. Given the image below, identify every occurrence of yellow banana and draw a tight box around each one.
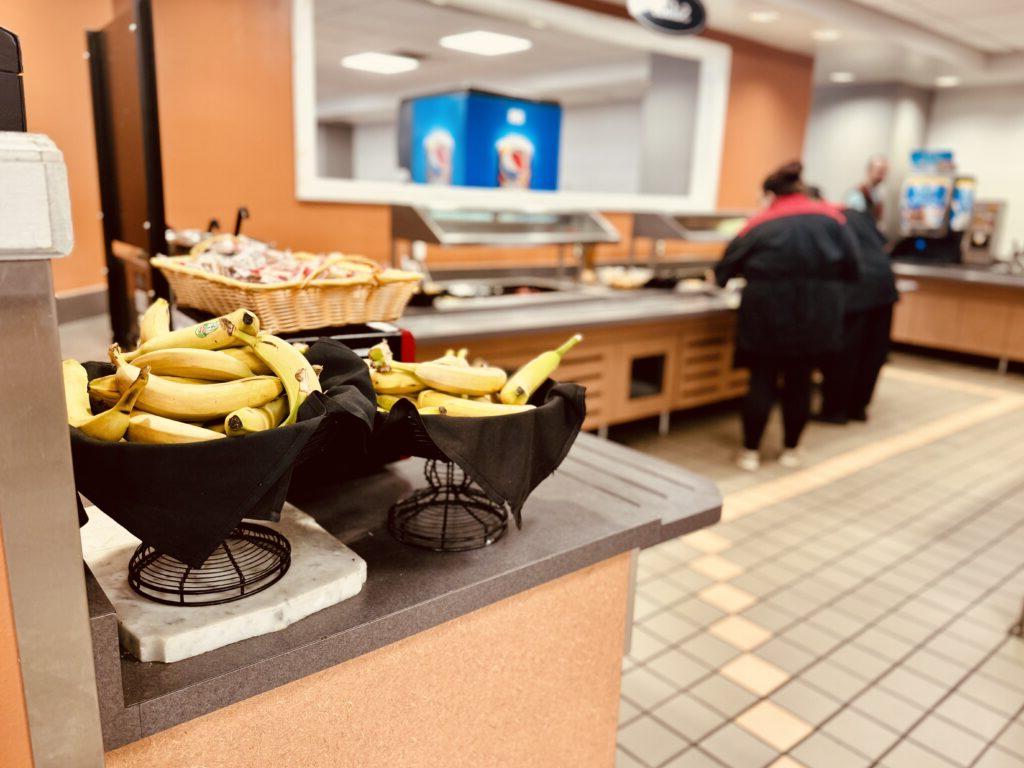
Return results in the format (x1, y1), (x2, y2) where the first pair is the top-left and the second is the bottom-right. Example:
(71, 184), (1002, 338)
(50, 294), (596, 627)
(78, 367), (150, 441)
(138, 298), (170, 344)
(131, 348), (254, 381)
(221, 346), (273, 375)
(232, 331), (322, 426)
(376, 394), (417, 412)
(431, 348), (470, 367)
(206, 420), (228, 434)
(63, 359), (93, 427)
(124, 308), (260, 361)
(111, 345), (282, 421)
(392, 360), (506, 397)
(128, 413), (225, 444)
(224, 397), (288, 436)
(371, 367), (424, 395)
(417, 406), (443, 416)
(87, 375), (122, 407)
(416, 389), (496, 408)
(500, 334), (582, 405)
(435, 399), (534, 418)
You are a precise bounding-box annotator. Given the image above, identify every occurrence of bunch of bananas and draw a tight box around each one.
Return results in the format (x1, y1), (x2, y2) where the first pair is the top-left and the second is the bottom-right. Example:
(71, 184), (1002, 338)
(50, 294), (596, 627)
(370, 334), (582, 418)
(62, 302), (322, 444)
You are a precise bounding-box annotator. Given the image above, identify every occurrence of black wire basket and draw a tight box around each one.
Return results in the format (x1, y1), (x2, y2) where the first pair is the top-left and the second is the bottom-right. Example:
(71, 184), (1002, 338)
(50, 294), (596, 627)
(127, 522), (291, 606)
(388, 460), (508, 552)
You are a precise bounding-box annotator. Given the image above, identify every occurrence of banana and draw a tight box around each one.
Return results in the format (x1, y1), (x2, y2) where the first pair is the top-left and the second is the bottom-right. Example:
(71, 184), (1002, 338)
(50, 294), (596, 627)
(111, 344), (282, 421)
(499, 334), (582, 405)
(131, 348), (254, 381)
(232, 332), (322, 426)
(371, 367), (424, 395)
(78, 367), (150, 441)
(224, 397), (289, 436)
(376, 394), (417, 412)
(417, 406), (443, 416)
(128, 413), (226, 444)
(63, 359), (93, 427)
(124, 308), (260, 361)
(417, 389), (494, 409)
(391, 360), (506, 397)
(206, 420), (228, 434)
(221, 346), (273, 376)
(138, 298), (170, 344)
(435, 399), (534, 418)
(87, 375), (122, 407)
(431, 348), (470, 367)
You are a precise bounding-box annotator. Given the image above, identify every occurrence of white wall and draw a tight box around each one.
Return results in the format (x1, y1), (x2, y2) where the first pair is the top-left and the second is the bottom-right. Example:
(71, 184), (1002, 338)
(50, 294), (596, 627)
(352, 122), (400, 182)
(559, 100), (642, 194)
(803, 83), (931, 234)
(927, 83), (1024, 257)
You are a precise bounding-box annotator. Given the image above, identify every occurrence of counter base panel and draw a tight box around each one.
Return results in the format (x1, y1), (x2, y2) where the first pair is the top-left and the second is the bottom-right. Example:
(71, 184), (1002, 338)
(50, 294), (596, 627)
(105, 552), (631, 768)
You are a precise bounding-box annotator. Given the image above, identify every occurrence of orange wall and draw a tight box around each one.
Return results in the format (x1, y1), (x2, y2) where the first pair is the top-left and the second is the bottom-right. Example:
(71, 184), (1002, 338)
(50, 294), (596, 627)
(9, 0), (813, 293)
(0, 526), (33, 768)
(6, 0), (113, 296)
(709, 31), (815, 209)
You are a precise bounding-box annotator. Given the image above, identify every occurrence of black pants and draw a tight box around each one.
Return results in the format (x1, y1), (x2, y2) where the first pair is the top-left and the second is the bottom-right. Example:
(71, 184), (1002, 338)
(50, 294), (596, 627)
(820, 304), (893, 418)
(742, 357), (814, 451)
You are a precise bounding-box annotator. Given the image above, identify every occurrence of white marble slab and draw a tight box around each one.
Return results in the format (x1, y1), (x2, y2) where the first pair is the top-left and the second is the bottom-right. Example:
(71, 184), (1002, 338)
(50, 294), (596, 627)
(81, 505), (366, 664)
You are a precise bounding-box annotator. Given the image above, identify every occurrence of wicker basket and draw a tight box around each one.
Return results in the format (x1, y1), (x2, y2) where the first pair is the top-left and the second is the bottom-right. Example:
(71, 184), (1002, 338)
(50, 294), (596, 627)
(151, 255), (421, 333)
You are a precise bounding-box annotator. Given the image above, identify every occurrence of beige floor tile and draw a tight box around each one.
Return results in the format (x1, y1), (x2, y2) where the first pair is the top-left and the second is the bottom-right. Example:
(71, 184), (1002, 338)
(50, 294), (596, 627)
(720, 653), (791, 696)
(708, 615), (772, 651)
(737, 700), (814, 752)
(698, 583), (757, 613)
(690, 554), (744, 581)
(684, 529), (732, 554)
(768, 757), (808, 768)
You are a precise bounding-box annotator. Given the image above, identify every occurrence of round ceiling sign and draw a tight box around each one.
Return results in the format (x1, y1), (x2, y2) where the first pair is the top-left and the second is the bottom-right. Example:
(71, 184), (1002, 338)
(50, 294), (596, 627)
(627, 0), (707, 35)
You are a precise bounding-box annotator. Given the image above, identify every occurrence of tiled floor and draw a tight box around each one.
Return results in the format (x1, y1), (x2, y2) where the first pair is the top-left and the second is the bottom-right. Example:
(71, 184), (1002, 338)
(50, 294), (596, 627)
(614, 355), (1024, 768)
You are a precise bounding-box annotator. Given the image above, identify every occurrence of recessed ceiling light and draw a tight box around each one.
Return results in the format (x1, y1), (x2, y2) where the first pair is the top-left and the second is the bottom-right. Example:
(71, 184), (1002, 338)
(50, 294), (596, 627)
(830, 71), (856, 83)
(749, 10), (780, 23)
(936, 75), (961, 88)
(812, 28), (842, 42)
(341, 52), (420, 75)
(440, 30), (533, 56)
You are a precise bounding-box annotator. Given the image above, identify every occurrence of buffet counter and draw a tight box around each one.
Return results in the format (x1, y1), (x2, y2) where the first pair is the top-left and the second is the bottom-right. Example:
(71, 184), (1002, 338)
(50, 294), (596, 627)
(405, 290), (747, 432)
(92, 434), (721, 765)
(892, 261), (1024, 368)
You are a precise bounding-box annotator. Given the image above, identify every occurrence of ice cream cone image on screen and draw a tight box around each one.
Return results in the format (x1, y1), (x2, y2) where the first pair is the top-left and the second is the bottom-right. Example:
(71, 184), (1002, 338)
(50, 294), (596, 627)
(423, 128), (455, 185)
(496, 134), (534, 189)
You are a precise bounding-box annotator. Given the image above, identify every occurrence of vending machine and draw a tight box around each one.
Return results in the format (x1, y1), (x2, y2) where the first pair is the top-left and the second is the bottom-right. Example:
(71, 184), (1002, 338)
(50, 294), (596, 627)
(892, 149), (976, 263)
(398, 88), (562, 191)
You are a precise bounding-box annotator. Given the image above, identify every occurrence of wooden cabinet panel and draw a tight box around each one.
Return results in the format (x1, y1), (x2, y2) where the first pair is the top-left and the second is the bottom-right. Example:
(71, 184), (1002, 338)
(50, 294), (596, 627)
(608, 335), (678, 424)
(674, 317), (747, 409)
(906, 291), (962, 348)
(954, 299), (1011, 358)
(1005, 306), (1024, 362)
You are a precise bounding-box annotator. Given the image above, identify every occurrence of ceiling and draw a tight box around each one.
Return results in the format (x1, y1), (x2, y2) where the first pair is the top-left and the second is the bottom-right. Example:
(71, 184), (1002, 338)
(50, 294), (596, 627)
(315, 0), (647, 121)
(613, 0), (1024, 88)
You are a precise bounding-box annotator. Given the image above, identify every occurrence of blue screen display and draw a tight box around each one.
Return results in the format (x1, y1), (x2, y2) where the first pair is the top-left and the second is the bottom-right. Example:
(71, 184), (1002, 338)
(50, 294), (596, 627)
(407, 89), (562, 191)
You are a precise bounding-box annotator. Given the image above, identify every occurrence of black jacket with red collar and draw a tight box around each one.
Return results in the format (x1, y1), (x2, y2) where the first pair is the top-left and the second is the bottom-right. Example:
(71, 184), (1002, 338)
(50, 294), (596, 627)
(715, 194), (861, 359)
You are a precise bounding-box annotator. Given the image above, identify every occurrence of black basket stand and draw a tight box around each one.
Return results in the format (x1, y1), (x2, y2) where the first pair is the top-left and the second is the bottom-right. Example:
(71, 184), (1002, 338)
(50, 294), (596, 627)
(127, 522), (291, 606)
(388, 460), (508, 552)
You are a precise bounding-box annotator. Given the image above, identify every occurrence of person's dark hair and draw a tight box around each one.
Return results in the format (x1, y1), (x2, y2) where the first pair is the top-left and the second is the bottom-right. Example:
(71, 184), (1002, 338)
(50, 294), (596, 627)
(762, 161), (805, 196)
(805, 185), (823, 201)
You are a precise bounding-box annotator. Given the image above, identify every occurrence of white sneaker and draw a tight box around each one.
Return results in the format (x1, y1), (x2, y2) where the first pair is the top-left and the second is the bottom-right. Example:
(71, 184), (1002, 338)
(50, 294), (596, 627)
(736, 449), (760, 472)
(779, 448), (803, 468)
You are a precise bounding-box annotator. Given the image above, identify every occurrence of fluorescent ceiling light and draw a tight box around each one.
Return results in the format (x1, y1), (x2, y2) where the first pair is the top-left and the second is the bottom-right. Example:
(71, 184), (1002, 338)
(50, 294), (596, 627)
(812, 28), (842, 42)
(749, 10), (781, 23)
(341, 52), (419, 75)
(829, 71), (856, 83)
(440, 30), (533, 56)
(936, 75), (961, 88)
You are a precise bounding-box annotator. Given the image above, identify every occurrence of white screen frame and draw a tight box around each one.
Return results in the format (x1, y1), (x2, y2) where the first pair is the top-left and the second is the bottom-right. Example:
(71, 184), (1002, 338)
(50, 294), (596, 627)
(292, 0), (732, 213)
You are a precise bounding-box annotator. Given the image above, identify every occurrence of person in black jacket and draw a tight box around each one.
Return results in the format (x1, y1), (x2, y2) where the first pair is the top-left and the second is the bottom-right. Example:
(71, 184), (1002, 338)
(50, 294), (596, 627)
(814, 208), (899, 424)
(715, 162), (860, 472)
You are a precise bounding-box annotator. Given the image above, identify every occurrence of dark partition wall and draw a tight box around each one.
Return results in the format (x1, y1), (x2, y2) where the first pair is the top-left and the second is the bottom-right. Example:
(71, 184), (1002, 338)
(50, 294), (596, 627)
(87, 0), (168, 345)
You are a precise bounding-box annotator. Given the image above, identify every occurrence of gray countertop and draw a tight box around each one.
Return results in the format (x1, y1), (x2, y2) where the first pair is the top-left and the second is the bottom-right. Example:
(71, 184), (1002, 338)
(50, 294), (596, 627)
(88, 433), (721, 750)
(893, 261), (1024, 290)
(402, 290), (737, 344)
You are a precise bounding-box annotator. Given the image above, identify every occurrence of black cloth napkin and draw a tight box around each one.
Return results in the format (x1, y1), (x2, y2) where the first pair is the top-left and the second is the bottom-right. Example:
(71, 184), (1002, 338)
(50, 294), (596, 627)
(370, 381), (586, 527)
(72, 339), (375, 567)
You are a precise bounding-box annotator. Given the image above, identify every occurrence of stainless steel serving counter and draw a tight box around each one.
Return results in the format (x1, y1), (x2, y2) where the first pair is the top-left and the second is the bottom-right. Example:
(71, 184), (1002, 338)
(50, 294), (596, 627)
(893, 261), (1024, 289)
(403, 289), (738, 345)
